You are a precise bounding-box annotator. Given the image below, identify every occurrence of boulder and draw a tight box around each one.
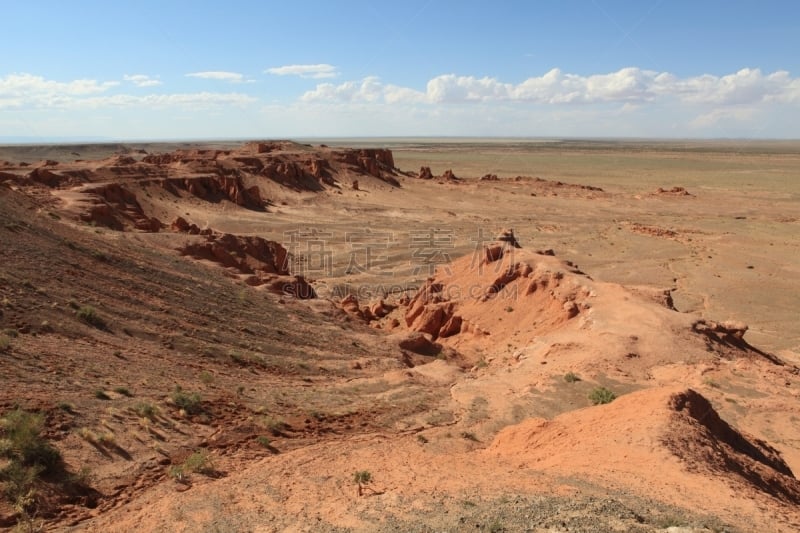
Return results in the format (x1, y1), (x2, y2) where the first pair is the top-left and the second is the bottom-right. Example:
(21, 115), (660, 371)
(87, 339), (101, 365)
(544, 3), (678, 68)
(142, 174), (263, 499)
(398, 332), (442, 356)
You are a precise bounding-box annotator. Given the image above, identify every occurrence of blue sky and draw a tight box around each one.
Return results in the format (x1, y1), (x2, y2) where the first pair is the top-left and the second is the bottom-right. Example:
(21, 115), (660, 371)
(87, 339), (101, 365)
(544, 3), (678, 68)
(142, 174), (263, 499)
(2, 0), (799, 140)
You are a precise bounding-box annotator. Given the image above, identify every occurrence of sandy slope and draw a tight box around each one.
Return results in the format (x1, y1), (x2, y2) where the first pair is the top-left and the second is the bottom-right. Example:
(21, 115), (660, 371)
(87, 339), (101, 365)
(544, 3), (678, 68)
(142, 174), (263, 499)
(1, 140), (800, 532)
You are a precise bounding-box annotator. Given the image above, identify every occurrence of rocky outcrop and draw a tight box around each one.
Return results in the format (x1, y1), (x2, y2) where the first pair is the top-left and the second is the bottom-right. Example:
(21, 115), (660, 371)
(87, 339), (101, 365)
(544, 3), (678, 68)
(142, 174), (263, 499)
(268, 276), (317, 299)
(260, 159), (327, 191)
(333, 149), (400, 186)
(171, 217), (212, 236)
(177, 231), (316, 297)
(656, 186), (692, 196)
(418, 166), (434, 180)
(162, 176), (264, 210)
(79, 184), (163, 232)
(398, 332), (442, 356)
(179, 233), (290, 277)
(338, 295), (397, 323)
(441, 169), (458, 181)
(496, 228), (522, 249)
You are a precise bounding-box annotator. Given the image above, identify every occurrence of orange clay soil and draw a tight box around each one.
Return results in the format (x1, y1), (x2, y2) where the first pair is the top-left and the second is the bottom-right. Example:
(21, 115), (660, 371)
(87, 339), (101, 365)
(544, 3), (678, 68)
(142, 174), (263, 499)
(1, 140), (799, 532)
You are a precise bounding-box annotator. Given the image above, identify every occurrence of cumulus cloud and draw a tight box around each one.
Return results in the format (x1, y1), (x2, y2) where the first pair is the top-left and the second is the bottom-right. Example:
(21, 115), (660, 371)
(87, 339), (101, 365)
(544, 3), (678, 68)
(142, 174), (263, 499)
(301, 67), (800, 107)
(123, 74), (162, 87)
(0, 73), (118, 97)
(266, 64), (338, 79)
(186, 71), (245, 83)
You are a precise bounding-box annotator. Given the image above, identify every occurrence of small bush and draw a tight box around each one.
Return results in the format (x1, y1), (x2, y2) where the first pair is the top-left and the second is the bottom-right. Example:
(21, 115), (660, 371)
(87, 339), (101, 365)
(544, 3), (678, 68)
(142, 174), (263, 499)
(263, 416), (288, 436)
(183, 450), (214, 475)
(199, 371), (214, 385)
(353, 470), (372, 495)
(113, 386), (133, 397)
(0, 334), (10, 352)
(460, 431), (480, 442)
(256, 436), (271, 448)
(168, 465), (187, 483)
(416, 434), (429, 444)
(94, 390), (111, 400)
(564, 372), (581, 383)
(76, 427), (98, 444)
(171, 387), (202, 415)
(0, 409), (61, 473)
(589, 386), (617, 405)
(77, 305), (105, 329)
(133, 402), (158, 419)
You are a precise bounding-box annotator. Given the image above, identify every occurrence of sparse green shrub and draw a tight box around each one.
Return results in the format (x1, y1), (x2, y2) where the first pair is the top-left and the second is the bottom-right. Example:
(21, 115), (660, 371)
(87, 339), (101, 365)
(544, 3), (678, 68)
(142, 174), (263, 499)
(77, 305), (105, 329)
(228, 351), (246, 365)
(460, 431), (480, 442)
(168, 465), (187, 483)
(589, 386), (617, 405)
(171, 387), (202, 415)
(97, 431), (115, 445)
(0, 409), (61, 472)
(564, 372), (581, 383)
(263, 416), (288, 436)
(133, 402), (158, 419)
(416, 434), (429, 444)
(183, 450), (214, 475)
(0, 410), (63, 513)
(113, 387), (133, 397)
(489, 521), (506, 532)
(76, 427), (98, 444)
(199, 371), (214, 385)
(0, 334), (10, 352)
(94, 390), (111, 400)
(256, 436), (271, 448)
(353, 470), (372, 496)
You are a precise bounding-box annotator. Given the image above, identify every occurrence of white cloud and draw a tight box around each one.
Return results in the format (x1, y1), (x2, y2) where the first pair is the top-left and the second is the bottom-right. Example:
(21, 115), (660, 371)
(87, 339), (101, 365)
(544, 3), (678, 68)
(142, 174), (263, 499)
(300, 76), (405, 103)
(301, 67), (800, 107)
(123, 74), (162, 87)
(76, 92), (257, 109)
(2, 68), (798, 138)
(689, 107), (757, 129)
(186, 71), (245, 83)
(266, 64), (338, 79)
(0, 73), (256, 110)
(0, 73), (118, 96)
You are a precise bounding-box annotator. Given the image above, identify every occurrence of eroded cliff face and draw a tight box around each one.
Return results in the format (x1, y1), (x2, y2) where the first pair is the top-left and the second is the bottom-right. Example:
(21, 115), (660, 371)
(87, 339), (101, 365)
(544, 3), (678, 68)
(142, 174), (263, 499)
(3, 141), (403, 231)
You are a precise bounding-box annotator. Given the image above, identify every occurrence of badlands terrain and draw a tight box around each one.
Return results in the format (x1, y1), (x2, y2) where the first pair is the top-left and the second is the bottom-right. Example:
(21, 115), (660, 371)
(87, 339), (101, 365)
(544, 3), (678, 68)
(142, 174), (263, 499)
(0, 138), (799, 532)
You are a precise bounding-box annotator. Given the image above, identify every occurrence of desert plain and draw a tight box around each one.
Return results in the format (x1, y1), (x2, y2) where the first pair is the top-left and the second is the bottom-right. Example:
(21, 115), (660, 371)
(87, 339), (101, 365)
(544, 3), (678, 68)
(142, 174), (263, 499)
(0, 138), (799, 532)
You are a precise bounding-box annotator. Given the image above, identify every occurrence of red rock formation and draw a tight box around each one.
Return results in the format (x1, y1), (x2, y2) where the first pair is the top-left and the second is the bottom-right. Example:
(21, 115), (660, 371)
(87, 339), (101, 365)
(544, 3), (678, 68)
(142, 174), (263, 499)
(79, 184), (163, 232)
(441, 169), (458, 181)
(398, 332), (442, 355)
(180, 233), (289, 276)
(418, 167), (434, 180)
(163, 176), (264, 210)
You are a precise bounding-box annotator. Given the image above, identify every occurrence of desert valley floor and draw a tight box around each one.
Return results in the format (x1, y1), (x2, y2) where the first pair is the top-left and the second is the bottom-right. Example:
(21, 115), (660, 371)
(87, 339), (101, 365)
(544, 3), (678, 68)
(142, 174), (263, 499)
(1, 139), (799, 532)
